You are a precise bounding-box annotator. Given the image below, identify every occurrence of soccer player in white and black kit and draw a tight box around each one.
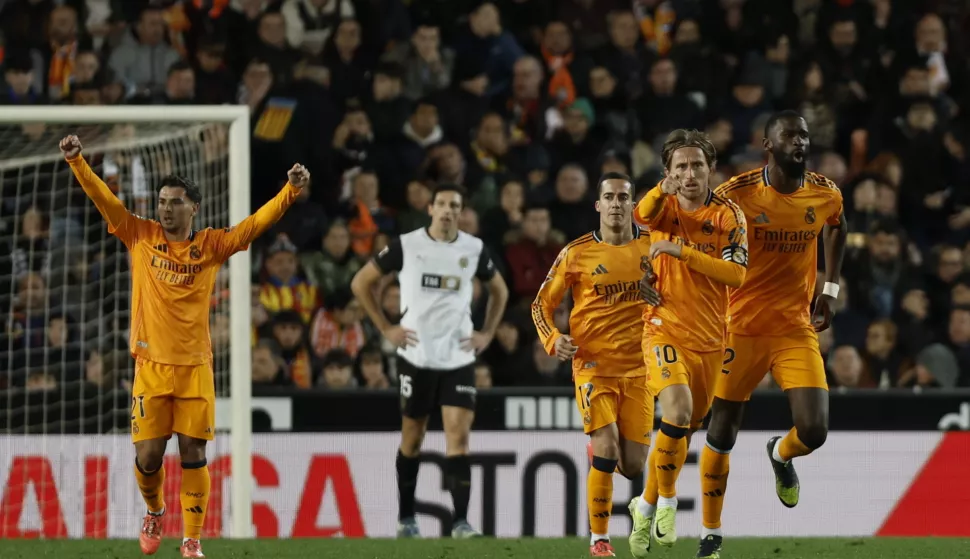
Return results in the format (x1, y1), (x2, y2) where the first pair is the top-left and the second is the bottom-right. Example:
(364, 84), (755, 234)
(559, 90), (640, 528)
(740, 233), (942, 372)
(351, 184), (510, 539)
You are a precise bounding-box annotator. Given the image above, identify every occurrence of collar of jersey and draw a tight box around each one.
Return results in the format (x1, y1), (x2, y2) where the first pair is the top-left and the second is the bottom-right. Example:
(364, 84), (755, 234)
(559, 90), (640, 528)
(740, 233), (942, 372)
(762, 165), (804, 189)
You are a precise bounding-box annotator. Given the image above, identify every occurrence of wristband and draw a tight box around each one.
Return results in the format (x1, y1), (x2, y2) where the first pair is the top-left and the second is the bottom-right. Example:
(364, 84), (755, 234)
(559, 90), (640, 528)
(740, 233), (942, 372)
(822, 282), (840, 298)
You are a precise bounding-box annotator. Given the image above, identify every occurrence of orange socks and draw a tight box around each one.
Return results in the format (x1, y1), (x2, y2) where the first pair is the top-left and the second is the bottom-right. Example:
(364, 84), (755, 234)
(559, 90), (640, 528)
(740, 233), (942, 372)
(776, 427), (813, 462)
(642, 449), (659, 506)
(588, 456), (616, 538)
(180, 460), (210, 540)
(700, 444), (730, 531)
(134, 459), (166, 514)
(653, 421), (689, 502)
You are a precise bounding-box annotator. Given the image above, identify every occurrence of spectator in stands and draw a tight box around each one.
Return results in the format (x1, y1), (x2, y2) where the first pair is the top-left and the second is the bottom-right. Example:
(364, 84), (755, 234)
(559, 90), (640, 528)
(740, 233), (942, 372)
(828, 345), (864, 389)
(483, 313), (533, 385)
(354, 344), (390, 389)
(270, 310), (315, 388)
(259, 235), (319, 323)
(505, 205), (562, 301)
(317, 348), (356, 389)
(281, 0), (355, 56)
(108, 6), (181, 99)
(193, 36), (236, 105)
(344, 170), (394, 255)
(549, 97), (607, 180)
(251, 10), (302, 85)
(482, 178), (525, 248)
(522, 337), (571, 386)
(588, 65), (639, 147)
(155, 60), (196, 104)
(385, 20), (455, 101)
(597, 10), (648, 101)
(302, 220), (362, 296)
(396, 181), (433, 233)
(0, 50), (40, 104)
(465, 112), (512, 212)
(311, 288), (368, 359)
(845, 220), (914, 319)
(539, 20), (592, 107)
(267, 178), (328, 253)
(44, 4), (90, 100)
(25, 371), (57, 391)
(863, 319), (909, 388)
(496, 56), (548, 145)
(454, 2), (524, 97)
(72, 50), (101, 89)
(638, 57), (702, 148)
(366, 61), (409, 142)
(459, 206), (480, 236)
(475, 360), (493, 390)
(8, 272), (49, 352)
(548, 164), (595, 240)
(252, 339), (292, 386)
(318, 18), (370, 106)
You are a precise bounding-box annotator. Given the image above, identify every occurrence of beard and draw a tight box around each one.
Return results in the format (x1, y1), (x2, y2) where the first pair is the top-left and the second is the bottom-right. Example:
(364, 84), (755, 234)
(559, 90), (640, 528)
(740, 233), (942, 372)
(773, 150), (806, 177)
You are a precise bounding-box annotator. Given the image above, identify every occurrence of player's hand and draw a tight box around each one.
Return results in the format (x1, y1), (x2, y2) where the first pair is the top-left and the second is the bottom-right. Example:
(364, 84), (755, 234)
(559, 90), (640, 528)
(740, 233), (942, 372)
(287, 163), (310, 189)
(812, 294), (836, 332)
(383, 325), (418, 349)
(59, 135), (82, 159)
(461, 331), (493, 354)
(660, 175), (679, 195)
(553, 334), (579, 361)
(639, 267), (661, 306)
(649, 240), (683, 260)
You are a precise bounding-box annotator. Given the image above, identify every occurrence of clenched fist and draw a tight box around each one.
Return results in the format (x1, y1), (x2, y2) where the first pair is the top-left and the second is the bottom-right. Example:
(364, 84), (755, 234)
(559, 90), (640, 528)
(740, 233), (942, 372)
(287, 163), (310, 189)
(59, 135), (82, 159)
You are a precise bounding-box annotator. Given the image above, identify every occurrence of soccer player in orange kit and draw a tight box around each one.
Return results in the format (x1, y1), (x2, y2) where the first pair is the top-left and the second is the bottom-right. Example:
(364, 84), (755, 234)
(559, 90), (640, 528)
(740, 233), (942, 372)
(695, 111), (847, 559)
(532, 173), (657, 557)
(60, 134), (308, 558)
(626, 129), (748, 557)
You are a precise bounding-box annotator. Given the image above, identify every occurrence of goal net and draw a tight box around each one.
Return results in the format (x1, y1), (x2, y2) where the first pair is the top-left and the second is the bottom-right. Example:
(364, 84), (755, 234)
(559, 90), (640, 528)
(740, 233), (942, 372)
(0, 107), (252, 539)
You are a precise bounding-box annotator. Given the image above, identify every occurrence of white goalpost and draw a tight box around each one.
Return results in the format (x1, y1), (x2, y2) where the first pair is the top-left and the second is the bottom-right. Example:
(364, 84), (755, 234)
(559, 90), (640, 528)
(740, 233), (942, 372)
(0, 106), (252, 539)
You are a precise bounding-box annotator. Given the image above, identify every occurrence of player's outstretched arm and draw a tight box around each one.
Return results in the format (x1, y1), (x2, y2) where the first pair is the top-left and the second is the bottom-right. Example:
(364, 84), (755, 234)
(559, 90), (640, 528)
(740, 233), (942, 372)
(531, 247), (578, 360)
(60, 135), (139, 243)
(352, 240), (418, 349)
(215, 164), (308, 260)
(633, 179), (677, 227)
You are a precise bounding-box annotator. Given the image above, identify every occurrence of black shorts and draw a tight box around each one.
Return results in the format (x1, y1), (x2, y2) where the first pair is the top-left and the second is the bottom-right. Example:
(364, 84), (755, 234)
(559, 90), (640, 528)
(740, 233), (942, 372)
(397, 358), (477, 419)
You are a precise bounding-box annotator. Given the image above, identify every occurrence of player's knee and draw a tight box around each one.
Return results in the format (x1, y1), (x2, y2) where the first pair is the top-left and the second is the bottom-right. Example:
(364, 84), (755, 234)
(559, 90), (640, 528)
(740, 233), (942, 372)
(445, 431), (470, 455)
(617, 457), (644, 480)
(135, 449), (164, 472)
(795, 421), (828, 450)
(661, 409), (692, 429)
(590, 437), (620, 460)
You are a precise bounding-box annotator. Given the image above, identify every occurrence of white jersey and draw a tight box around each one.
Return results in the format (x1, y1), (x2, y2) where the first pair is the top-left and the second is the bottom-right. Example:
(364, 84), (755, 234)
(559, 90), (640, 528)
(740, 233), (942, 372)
(374, 228), (497, 370)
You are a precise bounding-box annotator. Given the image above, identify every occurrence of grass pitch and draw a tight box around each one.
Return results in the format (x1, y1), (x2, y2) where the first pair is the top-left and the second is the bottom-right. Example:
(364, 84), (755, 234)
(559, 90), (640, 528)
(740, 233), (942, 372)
(2, 537), (968, 559)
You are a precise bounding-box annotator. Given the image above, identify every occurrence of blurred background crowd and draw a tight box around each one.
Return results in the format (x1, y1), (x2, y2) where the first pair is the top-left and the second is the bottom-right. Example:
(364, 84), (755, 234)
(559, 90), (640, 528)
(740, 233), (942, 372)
(1, 0), (970, 404)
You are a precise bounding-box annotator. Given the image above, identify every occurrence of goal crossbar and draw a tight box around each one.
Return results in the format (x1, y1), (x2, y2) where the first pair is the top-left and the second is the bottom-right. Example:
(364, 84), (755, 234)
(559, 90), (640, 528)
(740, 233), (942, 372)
(0, 105), (253, 539)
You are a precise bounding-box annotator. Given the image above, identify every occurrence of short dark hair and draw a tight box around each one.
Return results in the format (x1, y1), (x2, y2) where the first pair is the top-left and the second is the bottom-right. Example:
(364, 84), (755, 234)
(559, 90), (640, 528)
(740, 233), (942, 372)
(596, 171), (634, 195)
(158, 175), (202, 204)
(764, 110), (804, 138)
(167, 59), (193, 76)
(869, 219), (901, 237)
(430, 183), (467, 207)
(661, 129), (717, 169)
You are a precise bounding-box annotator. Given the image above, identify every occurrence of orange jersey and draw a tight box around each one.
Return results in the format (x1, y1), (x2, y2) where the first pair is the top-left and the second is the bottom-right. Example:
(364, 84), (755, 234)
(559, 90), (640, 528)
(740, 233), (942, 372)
(714, 167), (843, 336)
(634, 188), (748, 351)
(68, 155), (300, 366)
(532, 229), (652, 377)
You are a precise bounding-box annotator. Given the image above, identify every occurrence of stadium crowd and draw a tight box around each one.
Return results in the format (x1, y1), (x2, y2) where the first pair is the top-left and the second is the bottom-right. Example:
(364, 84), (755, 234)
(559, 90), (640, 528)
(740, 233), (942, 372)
(1, 0), (970, 408)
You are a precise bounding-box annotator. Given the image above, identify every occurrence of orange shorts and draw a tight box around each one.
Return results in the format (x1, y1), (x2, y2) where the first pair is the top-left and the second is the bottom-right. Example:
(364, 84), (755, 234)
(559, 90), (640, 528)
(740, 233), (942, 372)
(716, 331), (828, 402)
(574, 371), (654, 446)
(131, 358), (216, 443)
(644, 336), (723, 430)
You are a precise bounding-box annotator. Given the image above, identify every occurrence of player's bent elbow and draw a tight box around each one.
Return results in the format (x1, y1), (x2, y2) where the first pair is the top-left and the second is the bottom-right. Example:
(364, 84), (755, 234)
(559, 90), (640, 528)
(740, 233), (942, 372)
(728, 267), (746, 289)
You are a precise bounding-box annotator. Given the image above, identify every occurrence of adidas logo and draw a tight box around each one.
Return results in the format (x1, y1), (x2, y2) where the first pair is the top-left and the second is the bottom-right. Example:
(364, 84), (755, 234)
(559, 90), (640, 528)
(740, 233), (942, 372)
(153, 244), (168, 253)
(754, 212), (770, 224)
(591, 264), (609, 276)
(184, 506), (204, 514)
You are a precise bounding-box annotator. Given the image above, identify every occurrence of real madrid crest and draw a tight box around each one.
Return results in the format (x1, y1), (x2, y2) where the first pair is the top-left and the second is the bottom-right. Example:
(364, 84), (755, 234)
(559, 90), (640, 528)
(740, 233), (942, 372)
(804, 206), (816, 224)
(459, 256), (469, 269)
(584, 412), (591, 425)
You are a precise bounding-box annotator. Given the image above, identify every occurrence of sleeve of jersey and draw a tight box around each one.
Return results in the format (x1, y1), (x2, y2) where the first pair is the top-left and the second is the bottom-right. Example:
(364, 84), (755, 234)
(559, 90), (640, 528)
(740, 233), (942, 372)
(475, 244), (497, 281)
(633, 184), (668, 228)
(373, 238), (404, 273)
(66, 155), (142, 245)
(532, 248), (569, 356)
(214, 183), (301, 260)
(826, 188), (845, 226)
(680, 246), (746, 288)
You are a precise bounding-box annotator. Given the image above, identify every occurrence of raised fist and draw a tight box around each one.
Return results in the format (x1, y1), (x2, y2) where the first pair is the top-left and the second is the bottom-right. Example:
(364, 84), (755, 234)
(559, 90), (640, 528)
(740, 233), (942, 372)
(59, 135), (82, 159)
(287, 163), (310, 189)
